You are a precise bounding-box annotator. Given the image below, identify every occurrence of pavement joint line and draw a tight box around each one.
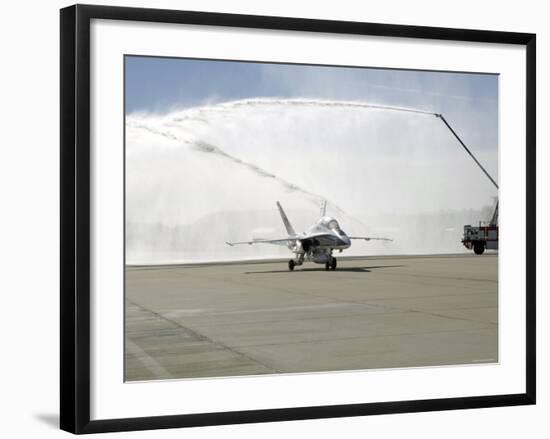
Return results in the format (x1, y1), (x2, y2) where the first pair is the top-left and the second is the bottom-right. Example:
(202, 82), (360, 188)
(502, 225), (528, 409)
(434, 305), (497, 310)
(336, 302), (498, 325)
(160, 304), (496, 324)
(161, 302), (389, 317)
(163, 269), (359, 310)
(141, 287), (497, 328)
(365, 291), (496, 300)
(126, 338), (174, 379)
(358, 296), (494, 304)
(168, 310), (406, 327)
(226, 326), (498, 350)
(406, 309), (498, 327)
(186, 311), (495, 331)
(166, 291), (496, 320)
(348, 277), (496, 293)
(126, 299), (281, 374)
(360, 275), (496, 288)
(169, 300), (496, 336)
(370, 272), (498, 283)
(158, 264), (492, 309)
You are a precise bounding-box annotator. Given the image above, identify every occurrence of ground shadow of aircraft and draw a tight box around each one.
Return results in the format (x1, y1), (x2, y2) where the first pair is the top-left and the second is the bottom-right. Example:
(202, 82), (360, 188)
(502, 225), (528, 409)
(244, 264), (405, 275)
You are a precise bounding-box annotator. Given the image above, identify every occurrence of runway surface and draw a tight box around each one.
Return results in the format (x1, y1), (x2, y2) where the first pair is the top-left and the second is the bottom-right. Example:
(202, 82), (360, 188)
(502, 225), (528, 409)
(125, 254), (498, 381)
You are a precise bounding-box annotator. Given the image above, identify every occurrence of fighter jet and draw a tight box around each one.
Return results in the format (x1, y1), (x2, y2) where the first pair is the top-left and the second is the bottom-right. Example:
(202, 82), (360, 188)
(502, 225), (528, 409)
(226, 201), (392, 271)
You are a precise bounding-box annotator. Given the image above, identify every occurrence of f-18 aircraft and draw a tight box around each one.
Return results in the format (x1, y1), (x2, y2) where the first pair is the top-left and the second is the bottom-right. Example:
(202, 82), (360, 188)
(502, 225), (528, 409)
(226, 201), (392, 271)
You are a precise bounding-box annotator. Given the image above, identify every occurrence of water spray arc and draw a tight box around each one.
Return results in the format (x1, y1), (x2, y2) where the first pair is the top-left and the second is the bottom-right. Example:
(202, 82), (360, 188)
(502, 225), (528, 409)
(162, 97), (498, 192)
(126, 98), (498, 264)
(127, 119), (351, 218)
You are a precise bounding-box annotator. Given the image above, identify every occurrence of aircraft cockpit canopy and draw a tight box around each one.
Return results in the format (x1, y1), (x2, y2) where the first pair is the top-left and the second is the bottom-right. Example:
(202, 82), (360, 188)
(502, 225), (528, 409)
(327, 219), (340, 230)
(319, 217), (346, 235)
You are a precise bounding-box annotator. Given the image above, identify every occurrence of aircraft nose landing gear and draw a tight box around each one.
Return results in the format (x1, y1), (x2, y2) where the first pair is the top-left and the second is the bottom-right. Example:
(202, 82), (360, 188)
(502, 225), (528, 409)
(325, 257), (337, 270)
(288, 260), (295, 271)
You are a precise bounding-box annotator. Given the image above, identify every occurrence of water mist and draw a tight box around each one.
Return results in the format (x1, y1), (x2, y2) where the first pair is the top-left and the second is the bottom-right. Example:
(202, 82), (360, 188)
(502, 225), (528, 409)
(126, 98), (497, 264)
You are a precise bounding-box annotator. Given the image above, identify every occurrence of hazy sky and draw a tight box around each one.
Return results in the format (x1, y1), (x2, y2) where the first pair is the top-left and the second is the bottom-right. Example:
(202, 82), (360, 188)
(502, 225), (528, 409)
(125, 55), (498, 151)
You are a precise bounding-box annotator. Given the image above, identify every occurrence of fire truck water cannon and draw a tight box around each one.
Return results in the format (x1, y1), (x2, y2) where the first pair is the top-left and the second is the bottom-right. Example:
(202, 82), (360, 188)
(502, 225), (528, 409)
(435, 113), (498, 255)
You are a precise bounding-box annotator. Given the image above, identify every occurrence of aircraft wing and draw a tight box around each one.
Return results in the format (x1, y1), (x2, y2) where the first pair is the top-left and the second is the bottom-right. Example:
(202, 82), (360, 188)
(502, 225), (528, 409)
(226, 238), (292, 247)
(349, 236), (393, 242)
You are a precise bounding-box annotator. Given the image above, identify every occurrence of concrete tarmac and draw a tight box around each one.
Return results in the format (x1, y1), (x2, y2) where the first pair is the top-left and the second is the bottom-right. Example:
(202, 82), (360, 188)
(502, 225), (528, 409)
(125, 254), (498, 381)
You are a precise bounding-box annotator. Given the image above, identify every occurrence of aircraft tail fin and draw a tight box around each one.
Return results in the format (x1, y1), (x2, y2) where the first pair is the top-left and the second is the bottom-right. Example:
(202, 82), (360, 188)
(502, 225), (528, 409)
(276, 201), (296, 236)
(320, 200), (327, 217)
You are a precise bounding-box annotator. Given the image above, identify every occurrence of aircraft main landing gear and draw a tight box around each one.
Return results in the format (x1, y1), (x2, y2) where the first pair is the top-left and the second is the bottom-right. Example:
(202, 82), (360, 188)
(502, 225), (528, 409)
(288, 259), (295, 271)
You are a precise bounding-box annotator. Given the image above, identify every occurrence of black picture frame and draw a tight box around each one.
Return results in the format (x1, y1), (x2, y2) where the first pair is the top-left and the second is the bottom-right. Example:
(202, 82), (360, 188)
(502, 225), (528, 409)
(60, 4), (536, 434)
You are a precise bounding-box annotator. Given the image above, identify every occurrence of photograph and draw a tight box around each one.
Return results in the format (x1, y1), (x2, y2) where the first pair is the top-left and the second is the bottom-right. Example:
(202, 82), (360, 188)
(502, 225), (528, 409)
(124, 56), (499, 382)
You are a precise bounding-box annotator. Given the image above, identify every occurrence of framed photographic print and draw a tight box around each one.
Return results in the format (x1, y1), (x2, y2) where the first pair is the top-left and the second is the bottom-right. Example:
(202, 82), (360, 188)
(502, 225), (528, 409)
(60, 4), (536, 434)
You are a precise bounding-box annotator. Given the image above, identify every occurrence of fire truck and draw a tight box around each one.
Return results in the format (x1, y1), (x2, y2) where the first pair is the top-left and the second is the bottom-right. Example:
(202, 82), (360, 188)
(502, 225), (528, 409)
(434, 114), (498, 255)
(462, 202), (499, 255)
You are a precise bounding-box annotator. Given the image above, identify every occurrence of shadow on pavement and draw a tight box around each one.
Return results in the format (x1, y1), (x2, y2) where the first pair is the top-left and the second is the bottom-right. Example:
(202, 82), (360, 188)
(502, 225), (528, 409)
(245, 264), (406, 274)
